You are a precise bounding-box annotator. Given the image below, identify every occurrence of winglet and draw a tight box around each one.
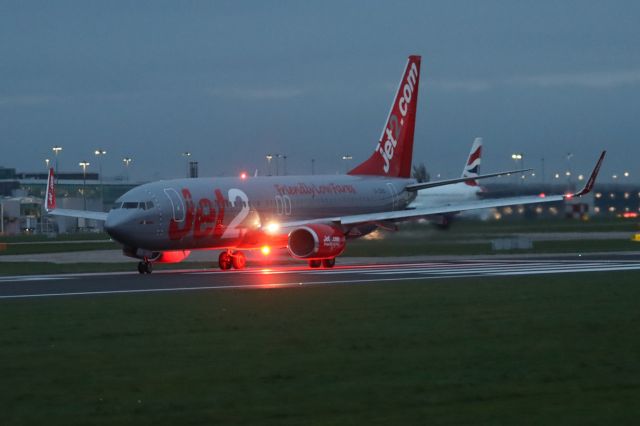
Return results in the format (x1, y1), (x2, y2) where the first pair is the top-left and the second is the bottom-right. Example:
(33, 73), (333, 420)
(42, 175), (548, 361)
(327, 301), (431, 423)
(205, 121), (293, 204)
(570, 151), (606, 198)
(45, 167), (56, 211)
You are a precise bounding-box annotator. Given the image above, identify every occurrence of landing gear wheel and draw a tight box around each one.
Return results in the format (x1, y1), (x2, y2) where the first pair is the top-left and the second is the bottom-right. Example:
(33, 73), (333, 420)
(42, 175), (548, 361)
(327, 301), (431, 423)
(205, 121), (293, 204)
(309, 259), (322, 268)
(219, 252), (233, 270)
(137, 261), (152, 274)
(322, 258), (336, 268)
(232, 251), (247, 269)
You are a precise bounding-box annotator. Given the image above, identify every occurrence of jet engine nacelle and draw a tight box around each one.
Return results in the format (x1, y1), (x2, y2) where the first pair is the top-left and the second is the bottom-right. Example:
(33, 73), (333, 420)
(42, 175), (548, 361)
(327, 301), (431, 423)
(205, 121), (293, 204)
(287, 224), (346, 259)
(123, 247), (191, 263)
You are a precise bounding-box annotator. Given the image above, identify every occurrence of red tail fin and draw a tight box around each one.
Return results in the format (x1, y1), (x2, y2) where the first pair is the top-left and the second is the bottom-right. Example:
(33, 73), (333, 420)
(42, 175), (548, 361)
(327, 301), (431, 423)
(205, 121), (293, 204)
(46, 168), (56, 211)
(348, 55), (421, 178)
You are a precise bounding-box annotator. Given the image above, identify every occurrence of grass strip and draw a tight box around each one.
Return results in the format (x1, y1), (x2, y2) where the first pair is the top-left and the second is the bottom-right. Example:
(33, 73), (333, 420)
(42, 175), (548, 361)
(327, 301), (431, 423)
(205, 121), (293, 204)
(1, 272), (639, 424)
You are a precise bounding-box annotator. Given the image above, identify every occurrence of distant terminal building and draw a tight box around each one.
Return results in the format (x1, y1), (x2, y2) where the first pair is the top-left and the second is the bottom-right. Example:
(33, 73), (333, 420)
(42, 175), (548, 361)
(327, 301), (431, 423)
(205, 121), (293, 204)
(1, 165), (639, 235)
(1, 166), (139, 235)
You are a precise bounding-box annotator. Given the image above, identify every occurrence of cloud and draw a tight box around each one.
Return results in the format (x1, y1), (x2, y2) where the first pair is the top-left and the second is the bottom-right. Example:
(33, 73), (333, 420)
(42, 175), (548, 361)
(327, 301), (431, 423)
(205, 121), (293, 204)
(424, 69), (640, 93)
(0, 92), (140, 107)
(0, 95), (62, 107)
(206, 87), (306, 100)
(428, 79), (493, 92)
(512, 70), (640, 89)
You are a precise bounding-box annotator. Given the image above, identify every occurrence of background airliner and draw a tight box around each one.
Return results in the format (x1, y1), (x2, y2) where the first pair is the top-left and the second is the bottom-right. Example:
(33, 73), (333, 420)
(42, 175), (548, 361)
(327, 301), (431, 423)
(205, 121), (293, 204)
(46, 55), (605, 273)
(410, 137), (484, 227)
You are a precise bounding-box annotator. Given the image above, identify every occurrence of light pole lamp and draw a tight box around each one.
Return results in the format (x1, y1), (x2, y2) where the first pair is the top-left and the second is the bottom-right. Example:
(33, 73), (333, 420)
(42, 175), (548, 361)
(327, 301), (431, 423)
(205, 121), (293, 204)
(79, 161), (90, 211)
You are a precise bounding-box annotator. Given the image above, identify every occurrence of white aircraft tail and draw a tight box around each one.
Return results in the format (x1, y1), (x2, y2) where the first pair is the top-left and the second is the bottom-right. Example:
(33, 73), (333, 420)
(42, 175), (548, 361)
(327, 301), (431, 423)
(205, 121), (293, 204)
(461, 137), (482, 186)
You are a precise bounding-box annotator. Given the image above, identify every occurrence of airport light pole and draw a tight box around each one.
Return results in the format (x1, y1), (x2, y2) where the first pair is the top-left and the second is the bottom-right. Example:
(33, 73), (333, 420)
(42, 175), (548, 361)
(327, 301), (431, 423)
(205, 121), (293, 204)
(182, 152), (191, 178)
(511, 153), (523, 183)
(266, 154), (273, 176)
(342, 154), (353, 173)
(94, 149), (107, 210)
(122, 157), (132, 182)
(52, 146), (62, 179)
(79, 161), (90, 210)
(565, 152), (574, 187)
(275, 154), (281, 176)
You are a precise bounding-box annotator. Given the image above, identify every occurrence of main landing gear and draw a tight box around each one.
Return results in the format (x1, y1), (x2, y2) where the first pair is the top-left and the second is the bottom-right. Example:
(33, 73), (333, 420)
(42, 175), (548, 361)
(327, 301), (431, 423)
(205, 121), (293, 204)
(219, 250), (247, 270)
(137, 260), (153, 274)
(308, 258), (336, 268)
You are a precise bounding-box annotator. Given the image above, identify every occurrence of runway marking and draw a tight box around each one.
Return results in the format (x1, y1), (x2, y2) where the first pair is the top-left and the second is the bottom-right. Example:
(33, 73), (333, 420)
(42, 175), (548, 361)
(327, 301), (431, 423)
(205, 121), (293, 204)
(1, 259), (639, 300)
(0, 276), (69, 283)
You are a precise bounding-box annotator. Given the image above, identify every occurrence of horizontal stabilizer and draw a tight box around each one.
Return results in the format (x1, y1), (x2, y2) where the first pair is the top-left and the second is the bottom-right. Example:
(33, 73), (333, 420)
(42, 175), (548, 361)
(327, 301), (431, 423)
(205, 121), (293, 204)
(405, 168), (532, 191)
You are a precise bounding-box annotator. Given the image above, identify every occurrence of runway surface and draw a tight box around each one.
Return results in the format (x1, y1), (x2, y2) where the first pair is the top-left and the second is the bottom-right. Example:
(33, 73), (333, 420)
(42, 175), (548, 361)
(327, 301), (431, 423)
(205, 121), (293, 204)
(1, 256), (640, 300)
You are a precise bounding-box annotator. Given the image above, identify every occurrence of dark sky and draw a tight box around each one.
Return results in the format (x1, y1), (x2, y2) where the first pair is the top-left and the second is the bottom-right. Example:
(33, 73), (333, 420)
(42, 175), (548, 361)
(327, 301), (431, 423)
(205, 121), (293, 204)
(1, 1), (638, 182)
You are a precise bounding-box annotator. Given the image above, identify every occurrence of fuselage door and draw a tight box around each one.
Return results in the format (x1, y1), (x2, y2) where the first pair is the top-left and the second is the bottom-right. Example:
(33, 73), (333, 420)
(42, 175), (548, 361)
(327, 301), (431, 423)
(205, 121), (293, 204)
(275, 195), (284, 215)
(163, 188), (185, 222)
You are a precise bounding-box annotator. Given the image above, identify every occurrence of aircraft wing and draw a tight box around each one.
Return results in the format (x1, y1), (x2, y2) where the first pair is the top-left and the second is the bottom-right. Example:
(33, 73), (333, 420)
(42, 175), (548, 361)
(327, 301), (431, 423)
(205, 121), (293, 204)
(44, 167), (108, 222)
(277, 151), (605, 230)
(46, 208), (108, 221)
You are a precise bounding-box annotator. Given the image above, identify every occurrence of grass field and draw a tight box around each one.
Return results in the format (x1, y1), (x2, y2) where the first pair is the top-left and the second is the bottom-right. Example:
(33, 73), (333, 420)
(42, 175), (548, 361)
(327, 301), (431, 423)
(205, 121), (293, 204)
(1, 272), (639, 425)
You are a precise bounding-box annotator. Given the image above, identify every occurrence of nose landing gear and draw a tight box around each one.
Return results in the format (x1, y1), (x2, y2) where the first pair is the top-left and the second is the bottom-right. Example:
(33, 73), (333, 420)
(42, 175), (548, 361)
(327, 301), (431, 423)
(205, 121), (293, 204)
(137, 260), (153, 274)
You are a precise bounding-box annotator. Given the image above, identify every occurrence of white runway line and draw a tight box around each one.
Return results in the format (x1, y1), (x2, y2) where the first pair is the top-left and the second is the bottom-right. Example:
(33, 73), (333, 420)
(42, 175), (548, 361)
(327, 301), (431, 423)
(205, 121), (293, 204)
(1, 260), (640, 300)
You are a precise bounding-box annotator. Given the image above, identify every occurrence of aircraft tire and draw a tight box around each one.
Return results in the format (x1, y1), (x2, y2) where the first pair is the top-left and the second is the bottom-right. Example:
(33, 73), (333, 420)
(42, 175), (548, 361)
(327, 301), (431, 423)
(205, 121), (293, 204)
(232, 251), (247, 269)
(309, 259), (322, 268)
(219, 252), (233, 270)
(322, 258), (336, 268)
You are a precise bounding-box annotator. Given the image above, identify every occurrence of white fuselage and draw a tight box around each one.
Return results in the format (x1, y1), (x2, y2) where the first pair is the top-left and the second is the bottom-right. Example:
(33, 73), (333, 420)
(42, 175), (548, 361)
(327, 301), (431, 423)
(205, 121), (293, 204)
(409, 182), (481, 209)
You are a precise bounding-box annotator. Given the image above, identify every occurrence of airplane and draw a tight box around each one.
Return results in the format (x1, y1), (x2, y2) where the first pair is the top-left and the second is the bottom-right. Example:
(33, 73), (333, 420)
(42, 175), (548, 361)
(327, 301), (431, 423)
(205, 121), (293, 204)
(410, 137), (484, 227)
(45, 55), (606, 273)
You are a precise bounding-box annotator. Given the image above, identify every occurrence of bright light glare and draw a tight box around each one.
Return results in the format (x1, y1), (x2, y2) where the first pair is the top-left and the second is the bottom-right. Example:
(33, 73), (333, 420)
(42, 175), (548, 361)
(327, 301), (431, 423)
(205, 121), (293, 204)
(240, 172), (247, 179)
(261, 246), (271, 255)
(265, 222), (280, 233)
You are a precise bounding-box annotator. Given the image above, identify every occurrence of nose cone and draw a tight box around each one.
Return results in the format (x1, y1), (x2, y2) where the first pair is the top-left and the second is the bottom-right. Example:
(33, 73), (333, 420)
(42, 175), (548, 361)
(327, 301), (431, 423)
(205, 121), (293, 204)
(104, 212), (130, 244)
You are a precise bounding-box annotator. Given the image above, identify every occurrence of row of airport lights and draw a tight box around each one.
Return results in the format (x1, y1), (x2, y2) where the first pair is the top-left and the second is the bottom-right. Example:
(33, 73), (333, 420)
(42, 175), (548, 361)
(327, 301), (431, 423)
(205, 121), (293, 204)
(46, 146), (134, 210)
(44, 146), (134, 182)
(510, 152), (631, 183)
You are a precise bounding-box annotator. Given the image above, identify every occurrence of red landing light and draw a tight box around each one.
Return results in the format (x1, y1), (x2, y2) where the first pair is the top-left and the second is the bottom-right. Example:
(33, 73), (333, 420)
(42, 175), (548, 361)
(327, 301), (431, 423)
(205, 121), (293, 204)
(240, 172), (248, 179)
(622, 212), (638, 219)
(565, 193), (574, 199)
(538, 192), (546, 198)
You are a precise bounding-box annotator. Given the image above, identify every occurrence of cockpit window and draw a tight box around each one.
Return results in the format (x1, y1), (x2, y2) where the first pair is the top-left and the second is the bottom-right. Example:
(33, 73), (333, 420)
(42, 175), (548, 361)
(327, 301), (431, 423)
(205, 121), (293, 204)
(112, 201), (154, 210)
